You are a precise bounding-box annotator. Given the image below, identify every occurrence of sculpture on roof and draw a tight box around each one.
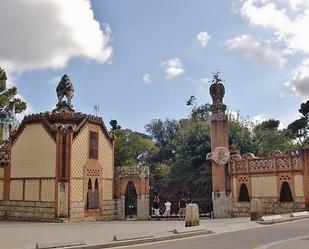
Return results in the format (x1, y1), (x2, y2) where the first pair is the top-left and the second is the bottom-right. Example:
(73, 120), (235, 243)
(56, 74), (74, 108)
(209, 71), (226, 115)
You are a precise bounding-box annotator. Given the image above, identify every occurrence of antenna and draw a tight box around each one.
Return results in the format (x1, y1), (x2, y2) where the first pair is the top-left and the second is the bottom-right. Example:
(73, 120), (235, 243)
(93, 104), (100, 116)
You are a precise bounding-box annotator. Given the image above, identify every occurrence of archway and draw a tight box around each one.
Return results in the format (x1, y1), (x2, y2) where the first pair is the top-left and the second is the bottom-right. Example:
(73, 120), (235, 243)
(238, 183), (250, 202)
(125, 181), (137, 218)
(280, 182), (293, 202)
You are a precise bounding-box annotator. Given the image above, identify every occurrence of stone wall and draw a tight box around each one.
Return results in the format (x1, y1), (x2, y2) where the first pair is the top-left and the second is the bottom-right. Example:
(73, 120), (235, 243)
(232, 197), (306, 217)
(101, 199), (117, 220)
(230, 149), (309, 216)
(0, 201), (55, 221)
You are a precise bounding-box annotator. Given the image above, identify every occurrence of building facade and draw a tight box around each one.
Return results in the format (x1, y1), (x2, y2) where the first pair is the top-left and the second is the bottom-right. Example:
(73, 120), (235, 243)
(0, 75), (149, 221)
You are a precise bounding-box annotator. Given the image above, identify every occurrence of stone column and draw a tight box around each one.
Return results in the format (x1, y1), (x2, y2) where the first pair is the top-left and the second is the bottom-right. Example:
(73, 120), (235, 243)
(137, 195), (150, 220)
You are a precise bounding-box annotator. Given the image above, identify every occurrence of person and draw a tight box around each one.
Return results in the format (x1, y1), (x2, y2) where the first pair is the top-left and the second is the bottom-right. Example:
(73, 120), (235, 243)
(164, 200), (171, 220)
(178, 198), (186, 221)
(152, 195), (160, 220)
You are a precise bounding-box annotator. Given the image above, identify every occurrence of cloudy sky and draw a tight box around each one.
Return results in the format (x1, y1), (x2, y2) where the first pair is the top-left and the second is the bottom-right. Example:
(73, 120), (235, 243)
(1, 0), (308, 132)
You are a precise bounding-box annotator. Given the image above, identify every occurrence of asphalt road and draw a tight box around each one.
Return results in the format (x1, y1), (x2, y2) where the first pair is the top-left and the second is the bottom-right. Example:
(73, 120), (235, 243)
(116, 219), (309, 249)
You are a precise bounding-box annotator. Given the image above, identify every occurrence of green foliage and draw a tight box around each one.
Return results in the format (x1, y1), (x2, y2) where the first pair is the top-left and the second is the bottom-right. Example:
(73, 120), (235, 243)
(109, 119), (121, 130)
(255, 119), (280, 130)
(187, 167), (212, 198)
(145, 119), (178, 149)
(0, 67), (27, 113)
(253, 122), (293, 156)
(0, 68), (27, 141)
(230, 117), (294, 157)
(288, 100), (309, 147)
(145, 100), (212, 189)
(228, 119), (254, 154)
(112, 129), (158, 166)
(299, 100), (309, 117)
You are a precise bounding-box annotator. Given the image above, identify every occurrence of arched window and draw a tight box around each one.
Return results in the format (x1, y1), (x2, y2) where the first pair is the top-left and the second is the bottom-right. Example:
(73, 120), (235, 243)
(238, 183), (250, 202)
(87, 178), (92, 208)
(280, 182), (293, 202)
(94, 178), (99, 208)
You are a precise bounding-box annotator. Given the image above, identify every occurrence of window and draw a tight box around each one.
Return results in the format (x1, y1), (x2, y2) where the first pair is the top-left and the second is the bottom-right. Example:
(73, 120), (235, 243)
(94, 178), (99, 208)
(87, 178), (100, 209)
(61, 130), (67, 179)
(89, 132), (98, 159)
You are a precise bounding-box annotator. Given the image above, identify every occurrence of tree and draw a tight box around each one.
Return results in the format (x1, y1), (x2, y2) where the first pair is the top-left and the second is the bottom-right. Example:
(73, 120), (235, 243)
(112, 129), (158, 166)
(288, 100), (309, 147)
(0, 68), (27, 113)
(145, 119), (178, 148)
(228, 119), (255, 154)
(109, 119), (121, 130)
(253, 119), (293, 156)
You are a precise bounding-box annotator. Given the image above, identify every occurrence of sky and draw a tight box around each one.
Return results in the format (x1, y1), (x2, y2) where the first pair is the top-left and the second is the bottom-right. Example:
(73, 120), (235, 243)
(0, 0), (309, 132)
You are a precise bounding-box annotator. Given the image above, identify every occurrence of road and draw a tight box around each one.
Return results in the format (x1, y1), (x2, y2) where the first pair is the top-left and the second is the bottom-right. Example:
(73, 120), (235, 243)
(116, 219), (309, 249)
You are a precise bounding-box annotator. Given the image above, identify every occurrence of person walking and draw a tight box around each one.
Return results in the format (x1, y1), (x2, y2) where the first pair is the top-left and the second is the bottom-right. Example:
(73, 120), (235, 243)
(164, 200), (171, 220)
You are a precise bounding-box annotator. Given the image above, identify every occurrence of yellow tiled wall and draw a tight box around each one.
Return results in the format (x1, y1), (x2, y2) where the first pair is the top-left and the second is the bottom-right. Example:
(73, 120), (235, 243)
(71, 179), (83, 202)
(11, 124), (56, 178)
(71, 125), (88, 178)
(252, 176), (277, 197)
(10, 180), (23, 200)
(25, 180), (40, 201)
(99, 130), (113, 179)
(102, 180), (113, 200)
(41, 179), (55, 202)
(294, 174), (304, 197)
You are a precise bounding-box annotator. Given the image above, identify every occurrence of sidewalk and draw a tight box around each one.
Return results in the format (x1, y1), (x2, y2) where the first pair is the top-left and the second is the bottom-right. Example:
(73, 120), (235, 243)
(0, 217), (262, 249)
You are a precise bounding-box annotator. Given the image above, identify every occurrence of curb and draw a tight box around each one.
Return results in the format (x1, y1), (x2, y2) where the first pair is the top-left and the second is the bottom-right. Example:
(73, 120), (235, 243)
(257, 216), (309, 225)
(59, 230), (212, 249)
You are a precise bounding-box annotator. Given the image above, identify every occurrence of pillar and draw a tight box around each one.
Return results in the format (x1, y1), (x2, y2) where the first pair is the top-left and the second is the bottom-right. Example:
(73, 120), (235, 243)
(209, 72), (232, 218)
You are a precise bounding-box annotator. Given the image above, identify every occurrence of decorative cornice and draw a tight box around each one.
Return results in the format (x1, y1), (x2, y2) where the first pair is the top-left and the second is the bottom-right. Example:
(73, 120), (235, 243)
(115, 166), (149, 179)
(10, 111), (114, 145)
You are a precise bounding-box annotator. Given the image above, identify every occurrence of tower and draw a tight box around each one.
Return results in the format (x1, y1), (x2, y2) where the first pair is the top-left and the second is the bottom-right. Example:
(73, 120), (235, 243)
(209, 72), (231, 218)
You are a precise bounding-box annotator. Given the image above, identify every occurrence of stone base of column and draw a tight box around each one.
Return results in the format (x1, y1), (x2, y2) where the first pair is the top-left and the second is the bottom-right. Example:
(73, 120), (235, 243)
(212, 192), (232, 219)
(116, 198), (125, 220)
(137, 195), (150, 220)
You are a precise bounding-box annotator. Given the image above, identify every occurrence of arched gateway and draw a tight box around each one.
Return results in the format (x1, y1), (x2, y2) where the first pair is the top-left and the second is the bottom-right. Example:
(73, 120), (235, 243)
(114, 166), (150, 220)
(125, 181), (137, 218)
